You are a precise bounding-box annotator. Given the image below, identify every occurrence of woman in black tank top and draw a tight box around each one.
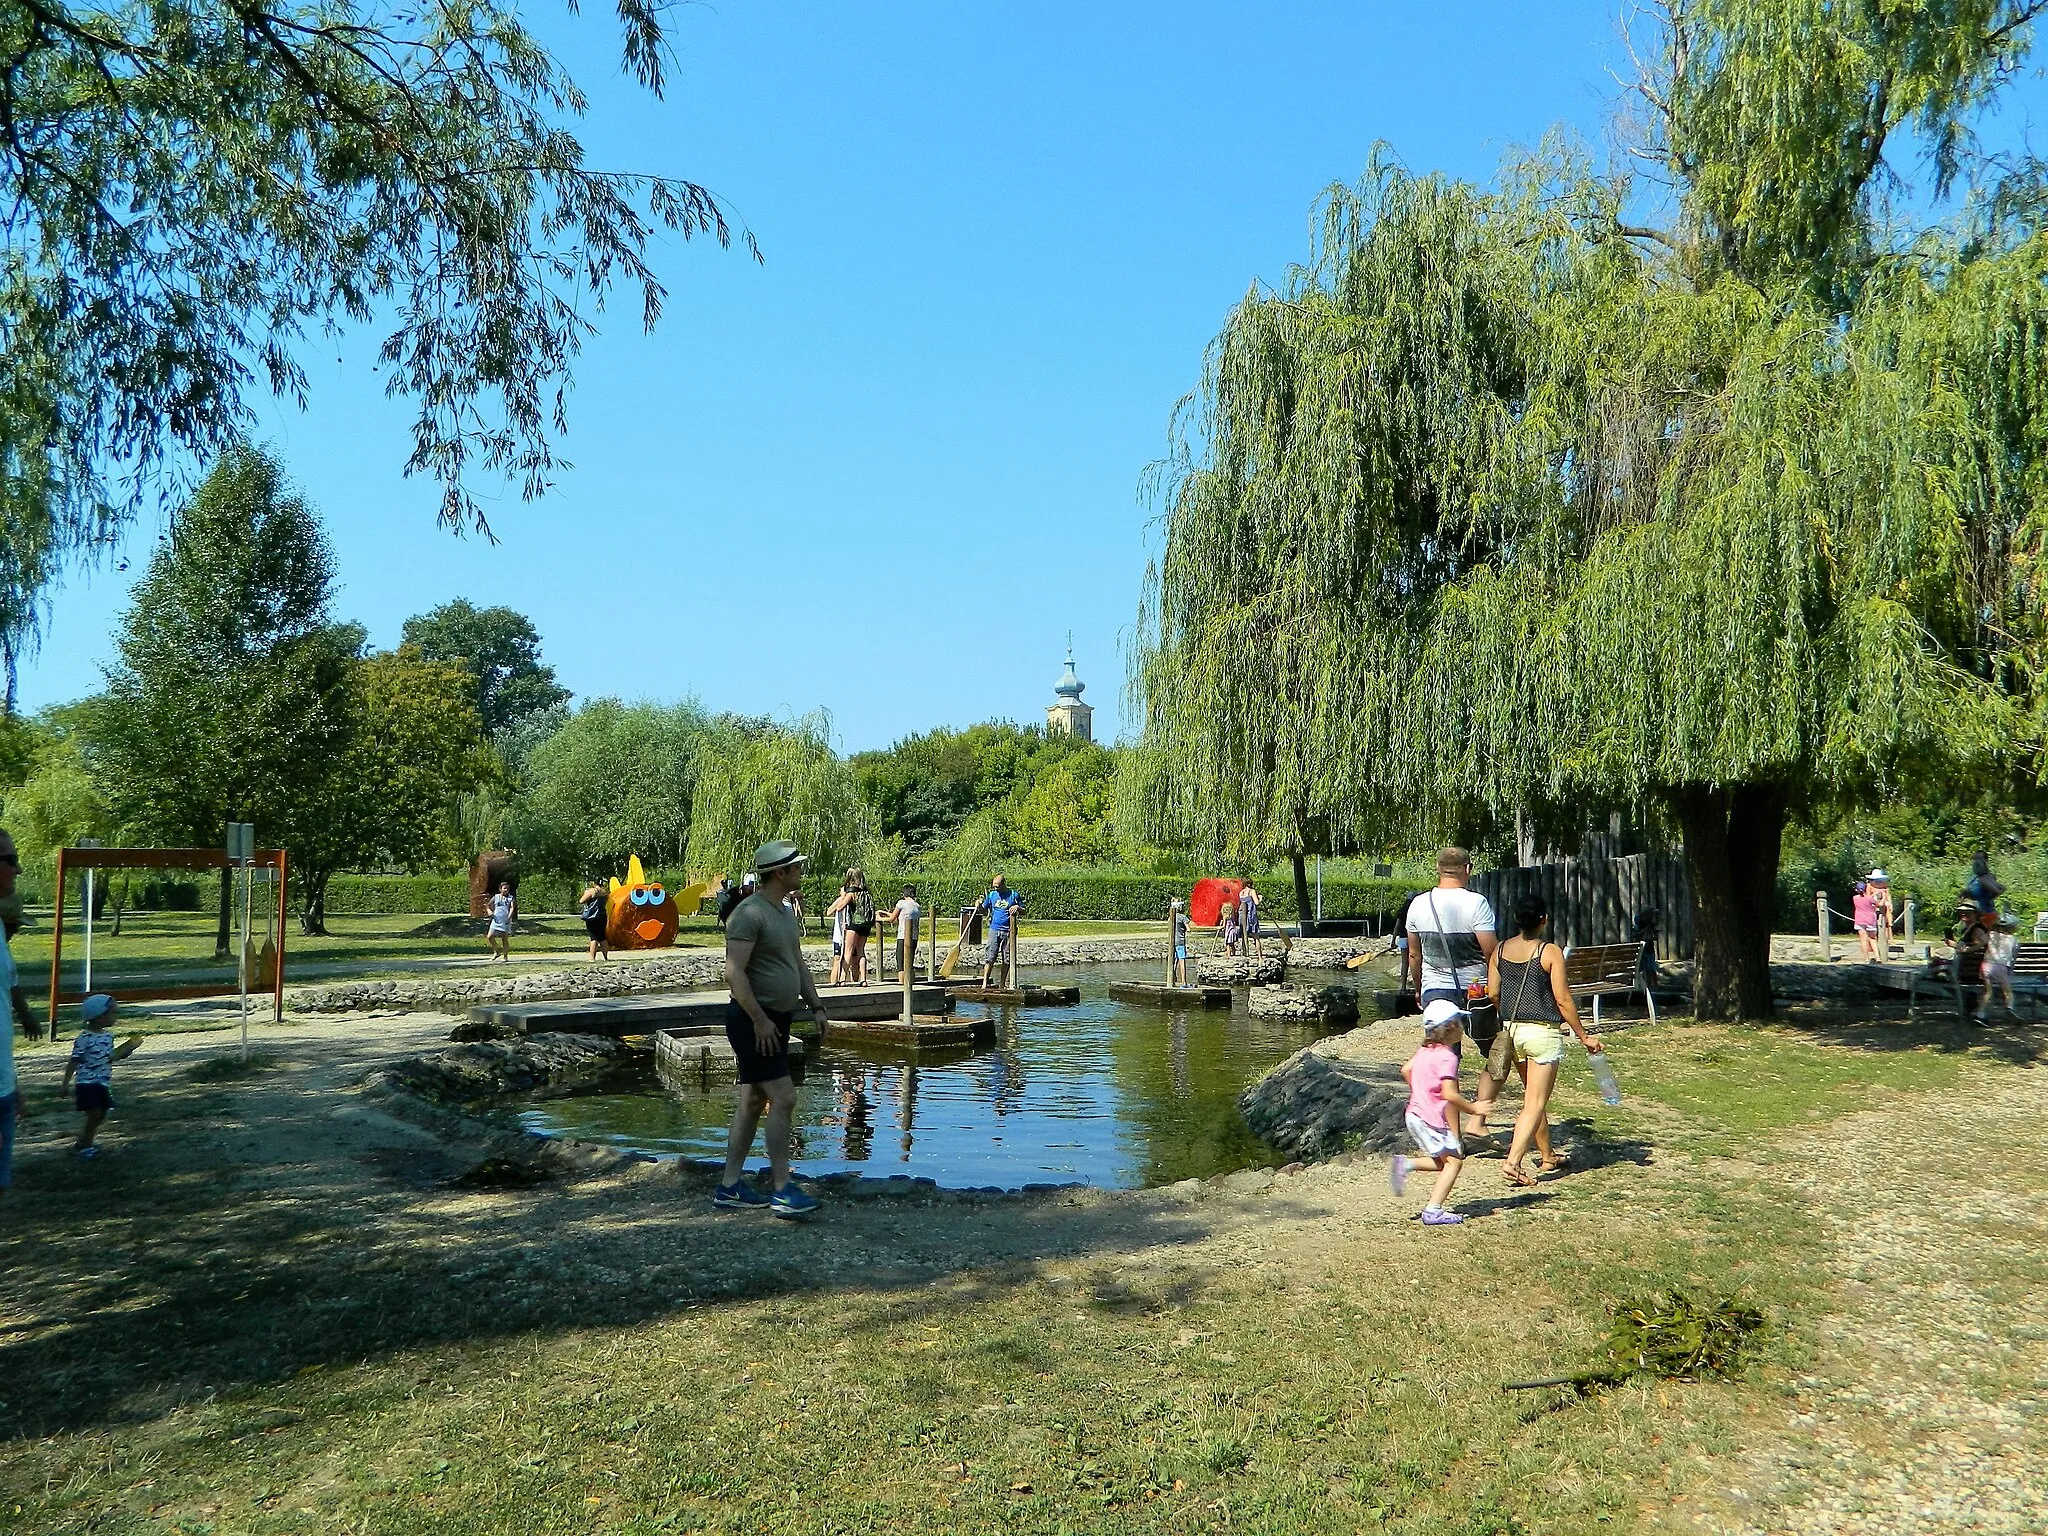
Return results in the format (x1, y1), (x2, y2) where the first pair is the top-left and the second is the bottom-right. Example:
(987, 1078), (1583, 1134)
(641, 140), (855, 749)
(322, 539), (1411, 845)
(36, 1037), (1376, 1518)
(1485, 892), (1604, 1187)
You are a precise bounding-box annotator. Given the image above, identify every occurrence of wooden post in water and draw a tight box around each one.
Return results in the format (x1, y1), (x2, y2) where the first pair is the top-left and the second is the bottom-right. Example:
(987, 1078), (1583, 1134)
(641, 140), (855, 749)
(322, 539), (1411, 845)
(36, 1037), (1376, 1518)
(901, 908), (917, 1026)
(1164, 902), (1174, 987)
(1008, 908), (1019, 991)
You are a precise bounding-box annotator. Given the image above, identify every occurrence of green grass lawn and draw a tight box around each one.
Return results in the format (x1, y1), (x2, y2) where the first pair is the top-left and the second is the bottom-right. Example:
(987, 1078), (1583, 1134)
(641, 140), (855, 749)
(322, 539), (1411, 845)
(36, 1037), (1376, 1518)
(0, 1013), (2023, 1535)
(1586, 1020), (1968, 1154)
(8, 910), (1165, 1007)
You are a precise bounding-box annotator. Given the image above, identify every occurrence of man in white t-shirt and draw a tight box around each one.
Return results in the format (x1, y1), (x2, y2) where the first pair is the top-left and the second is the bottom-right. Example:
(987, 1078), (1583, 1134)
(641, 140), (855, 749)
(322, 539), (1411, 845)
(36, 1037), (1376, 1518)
(1404, 848), (1500, 1131)
(1404, 848), (1498, 1006)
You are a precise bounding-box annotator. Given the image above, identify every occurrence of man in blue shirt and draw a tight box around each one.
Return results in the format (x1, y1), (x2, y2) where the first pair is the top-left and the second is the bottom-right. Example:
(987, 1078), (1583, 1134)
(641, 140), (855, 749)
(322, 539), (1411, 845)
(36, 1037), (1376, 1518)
(977, 874), (1024, 987)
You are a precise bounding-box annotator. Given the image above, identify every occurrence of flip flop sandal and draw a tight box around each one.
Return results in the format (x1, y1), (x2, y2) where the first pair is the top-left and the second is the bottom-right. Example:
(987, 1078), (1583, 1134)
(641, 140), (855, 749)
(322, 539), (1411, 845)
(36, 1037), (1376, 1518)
(1539, 1152), (1572, 1173)
(1503, 1163), (1538, 1189)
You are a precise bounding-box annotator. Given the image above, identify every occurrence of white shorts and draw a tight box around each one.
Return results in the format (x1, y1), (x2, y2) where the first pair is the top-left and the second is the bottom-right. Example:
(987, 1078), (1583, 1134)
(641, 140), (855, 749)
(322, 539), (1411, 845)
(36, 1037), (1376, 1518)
(1405, 1110), (1462, 1161)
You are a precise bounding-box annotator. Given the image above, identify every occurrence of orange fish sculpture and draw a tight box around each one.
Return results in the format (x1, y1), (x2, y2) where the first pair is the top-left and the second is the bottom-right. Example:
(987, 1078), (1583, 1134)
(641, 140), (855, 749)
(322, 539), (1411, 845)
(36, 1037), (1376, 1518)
(608, 856), (679, 949)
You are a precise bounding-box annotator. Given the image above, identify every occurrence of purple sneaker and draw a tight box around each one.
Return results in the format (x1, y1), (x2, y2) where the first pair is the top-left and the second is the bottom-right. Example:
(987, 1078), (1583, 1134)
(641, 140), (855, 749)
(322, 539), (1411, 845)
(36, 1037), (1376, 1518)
(1389, 1154), (1408, 1196)
(1419, 1207), (1464, 1226)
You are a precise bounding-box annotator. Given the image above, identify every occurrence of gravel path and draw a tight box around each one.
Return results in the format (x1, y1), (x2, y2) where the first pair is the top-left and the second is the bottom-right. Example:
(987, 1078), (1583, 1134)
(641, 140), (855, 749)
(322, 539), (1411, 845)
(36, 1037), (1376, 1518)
(1675, 1053), (2048, 1534)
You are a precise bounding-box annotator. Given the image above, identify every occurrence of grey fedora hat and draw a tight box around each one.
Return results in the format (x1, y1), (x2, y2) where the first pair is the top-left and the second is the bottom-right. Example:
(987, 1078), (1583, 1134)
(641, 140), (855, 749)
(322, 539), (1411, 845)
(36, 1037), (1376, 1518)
(754, 840), (808, 873)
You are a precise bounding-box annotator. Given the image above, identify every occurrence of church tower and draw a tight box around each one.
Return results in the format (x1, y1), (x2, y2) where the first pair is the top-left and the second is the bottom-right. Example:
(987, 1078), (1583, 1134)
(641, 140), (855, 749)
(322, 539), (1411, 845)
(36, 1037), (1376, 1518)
(1046, 644), (1093, 742)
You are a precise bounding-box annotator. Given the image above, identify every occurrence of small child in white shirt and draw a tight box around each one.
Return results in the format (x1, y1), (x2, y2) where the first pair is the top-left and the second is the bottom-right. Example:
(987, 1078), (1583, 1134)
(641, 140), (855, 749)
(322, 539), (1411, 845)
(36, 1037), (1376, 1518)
(63, 993), (123, 1158)
(1984, 918), (2020, 1013)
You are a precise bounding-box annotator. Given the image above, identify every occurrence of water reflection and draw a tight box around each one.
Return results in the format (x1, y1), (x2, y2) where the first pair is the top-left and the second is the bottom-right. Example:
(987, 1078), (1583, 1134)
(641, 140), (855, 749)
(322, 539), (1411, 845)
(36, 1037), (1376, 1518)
(516, 959), (1394, 1189)
(832, 1065), (873, 1163)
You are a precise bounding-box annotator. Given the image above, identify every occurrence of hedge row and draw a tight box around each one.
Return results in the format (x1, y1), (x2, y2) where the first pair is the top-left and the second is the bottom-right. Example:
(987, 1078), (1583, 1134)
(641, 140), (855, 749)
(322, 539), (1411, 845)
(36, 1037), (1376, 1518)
(85, 857), (2048, 933)
(1775, 857), (2048, 936)
(320, 874), (591, 915)
(311, 870), (1420, 923)
(800, 872), (1415, 925)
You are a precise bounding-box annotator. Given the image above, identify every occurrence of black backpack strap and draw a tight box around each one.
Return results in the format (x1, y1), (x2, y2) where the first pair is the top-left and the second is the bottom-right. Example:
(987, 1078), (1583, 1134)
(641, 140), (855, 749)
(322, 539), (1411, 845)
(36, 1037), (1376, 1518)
(1426, 891), (1460, 993)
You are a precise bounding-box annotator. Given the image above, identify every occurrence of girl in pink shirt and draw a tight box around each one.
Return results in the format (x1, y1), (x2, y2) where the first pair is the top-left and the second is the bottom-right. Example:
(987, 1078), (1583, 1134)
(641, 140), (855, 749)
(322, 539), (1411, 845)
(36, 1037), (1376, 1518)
(1392, 1000), (1487, 1225)
(1851, 881), (1880, 962)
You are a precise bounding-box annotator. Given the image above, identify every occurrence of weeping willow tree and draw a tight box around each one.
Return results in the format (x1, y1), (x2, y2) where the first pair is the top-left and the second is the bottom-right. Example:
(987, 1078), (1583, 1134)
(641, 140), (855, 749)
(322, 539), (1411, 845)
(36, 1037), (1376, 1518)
(686, 713), (869, 882)
(1132, 0), (2048, 1018)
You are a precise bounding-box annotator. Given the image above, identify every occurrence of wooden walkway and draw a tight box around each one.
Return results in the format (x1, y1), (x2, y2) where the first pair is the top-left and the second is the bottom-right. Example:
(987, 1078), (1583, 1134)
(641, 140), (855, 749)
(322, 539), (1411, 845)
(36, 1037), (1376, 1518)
(945, 984), (1080, 1005)
(1107, 981), (1232, 1009)
(470, 981), (952, 1037)
(823, 1014), (994, 1049)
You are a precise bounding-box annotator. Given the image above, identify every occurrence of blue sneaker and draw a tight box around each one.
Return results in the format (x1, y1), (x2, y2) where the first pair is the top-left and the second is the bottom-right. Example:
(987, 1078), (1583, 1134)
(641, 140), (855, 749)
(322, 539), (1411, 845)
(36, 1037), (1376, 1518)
(768, 1183), (819, 1220)
(74, 1146), (101, 1161)
(711, 1181), (769, 1211)
(1419, 1207), (1464, 1226)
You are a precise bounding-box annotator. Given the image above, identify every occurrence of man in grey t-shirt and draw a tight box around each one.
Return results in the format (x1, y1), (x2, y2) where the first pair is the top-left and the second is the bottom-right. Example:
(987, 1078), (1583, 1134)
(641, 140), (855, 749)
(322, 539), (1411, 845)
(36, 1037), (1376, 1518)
(715, 840), (825, 1219)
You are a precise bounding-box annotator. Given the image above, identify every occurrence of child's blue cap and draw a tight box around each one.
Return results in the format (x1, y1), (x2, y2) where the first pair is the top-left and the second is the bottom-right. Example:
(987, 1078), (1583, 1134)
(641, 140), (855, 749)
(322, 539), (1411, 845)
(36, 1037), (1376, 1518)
(80, 993), (114, 1021)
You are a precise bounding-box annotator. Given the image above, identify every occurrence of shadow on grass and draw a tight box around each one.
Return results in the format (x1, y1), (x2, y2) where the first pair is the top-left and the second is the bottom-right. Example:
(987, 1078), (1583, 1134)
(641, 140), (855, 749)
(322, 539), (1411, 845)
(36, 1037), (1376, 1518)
(0, 1056), (1328, 1443)
(1771, 1012), (2048, 1067)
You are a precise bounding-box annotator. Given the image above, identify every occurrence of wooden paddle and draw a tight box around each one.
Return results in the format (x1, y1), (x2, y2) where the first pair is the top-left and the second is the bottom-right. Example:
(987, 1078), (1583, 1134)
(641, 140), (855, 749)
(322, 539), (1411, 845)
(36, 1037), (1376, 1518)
(939, 912), (970, 979)
(1346, 938), (1399, 969)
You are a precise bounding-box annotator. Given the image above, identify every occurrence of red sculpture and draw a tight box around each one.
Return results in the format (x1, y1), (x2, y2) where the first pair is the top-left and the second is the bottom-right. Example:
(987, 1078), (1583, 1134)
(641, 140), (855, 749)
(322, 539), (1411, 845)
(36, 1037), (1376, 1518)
(1189, 877), (1244, 929)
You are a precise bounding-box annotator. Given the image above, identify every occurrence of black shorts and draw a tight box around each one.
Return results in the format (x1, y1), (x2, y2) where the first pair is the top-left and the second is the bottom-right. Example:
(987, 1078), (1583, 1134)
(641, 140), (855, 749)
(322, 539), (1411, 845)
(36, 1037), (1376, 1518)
(583, 915), (607, 942)
(74, 1083), (113, 1113)
(725, 1001), (795, 1085)
(849, 921), (874, 938)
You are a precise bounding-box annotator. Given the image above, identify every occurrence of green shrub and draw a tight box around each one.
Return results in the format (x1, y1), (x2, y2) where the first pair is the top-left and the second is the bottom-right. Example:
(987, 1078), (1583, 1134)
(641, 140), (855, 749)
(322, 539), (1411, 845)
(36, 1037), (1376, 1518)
(796, 869), (1415, 924)
(1776, 850), (2048, 935)
(284, 866), (1423, 924)
(323, 873), (581, 915)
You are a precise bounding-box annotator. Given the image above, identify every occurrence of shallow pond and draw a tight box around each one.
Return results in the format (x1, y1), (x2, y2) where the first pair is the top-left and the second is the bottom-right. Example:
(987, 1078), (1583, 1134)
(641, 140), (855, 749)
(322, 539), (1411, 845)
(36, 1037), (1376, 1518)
(512, 960), (1392, 1190)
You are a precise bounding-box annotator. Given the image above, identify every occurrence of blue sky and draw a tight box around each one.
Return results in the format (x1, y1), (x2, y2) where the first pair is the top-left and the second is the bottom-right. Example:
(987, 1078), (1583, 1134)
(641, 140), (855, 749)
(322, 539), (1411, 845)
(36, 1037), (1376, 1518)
(20, 4), (2038, 750)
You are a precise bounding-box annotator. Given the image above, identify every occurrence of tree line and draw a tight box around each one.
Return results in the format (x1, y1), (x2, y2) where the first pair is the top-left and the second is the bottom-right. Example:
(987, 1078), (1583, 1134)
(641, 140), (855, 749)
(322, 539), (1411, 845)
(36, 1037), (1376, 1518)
(0, 446), (1136, 941)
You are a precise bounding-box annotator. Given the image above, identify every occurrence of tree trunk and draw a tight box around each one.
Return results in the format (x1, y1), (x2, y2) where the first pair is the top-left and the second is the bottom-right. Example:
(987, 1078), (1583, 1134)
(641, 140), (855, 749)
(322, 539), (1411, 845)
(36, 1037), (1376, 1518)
(1291, 850), (1312, 928)
(1672, 782), (1785, 1020)
(300, 869), (330, 937)
(215, 867), (233, 959)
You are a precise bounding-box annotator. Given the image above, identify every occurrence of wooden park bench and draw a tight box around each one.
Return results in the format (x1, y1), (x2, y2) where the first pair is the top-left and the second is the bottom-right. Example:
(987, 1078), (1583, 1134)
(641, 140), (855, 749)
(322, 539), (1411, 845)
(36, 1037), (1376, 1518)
(2008, 942), (2048, 1019)
(1561, 941), (1656, 1025)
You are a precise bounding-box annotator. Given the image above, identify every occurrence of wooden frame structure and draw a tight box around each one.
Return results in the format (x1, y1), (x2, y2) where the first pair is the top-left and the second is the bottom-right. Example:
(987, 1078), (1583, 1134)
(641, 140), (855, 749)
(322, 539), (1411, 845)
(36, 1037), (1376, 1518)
(48, 846), (288, 1028)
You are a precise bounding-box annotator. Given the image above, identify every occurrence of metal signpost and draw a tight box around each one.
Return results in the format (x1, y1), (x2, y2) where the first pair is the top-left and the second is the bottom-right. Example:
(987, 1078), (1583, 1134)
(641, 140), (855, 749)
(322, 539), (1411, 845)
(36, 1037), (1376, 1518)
(78, 837), (102, 994)
(227, 822), (255, 1062)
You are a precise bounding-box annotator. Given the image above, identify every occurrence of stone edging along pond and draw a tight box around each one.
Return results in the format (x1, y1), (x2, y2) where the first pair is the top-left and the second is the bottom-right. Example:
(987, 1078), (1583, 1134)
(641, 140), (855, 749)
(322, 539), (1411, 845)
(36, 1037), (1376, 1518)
(291, 935), (1176, 1015)
(292, 932), (1385, 1016)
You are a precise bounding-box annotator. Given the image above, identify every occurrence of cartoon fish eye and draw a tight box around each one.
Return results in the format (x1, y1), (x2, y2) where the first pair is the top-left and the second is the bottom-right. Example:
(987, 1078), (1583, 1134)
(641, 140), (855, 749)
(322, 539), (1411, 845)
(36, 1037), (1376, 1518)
(648, 884), (665, 901)
(630, 886), (651, 906)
